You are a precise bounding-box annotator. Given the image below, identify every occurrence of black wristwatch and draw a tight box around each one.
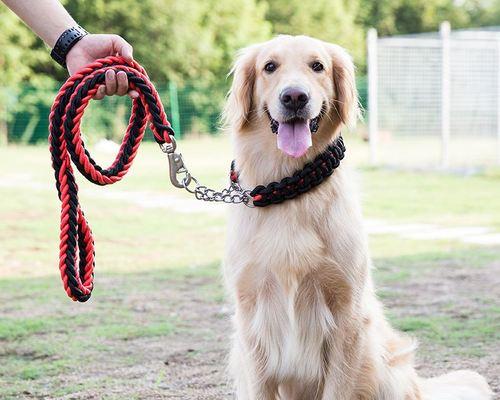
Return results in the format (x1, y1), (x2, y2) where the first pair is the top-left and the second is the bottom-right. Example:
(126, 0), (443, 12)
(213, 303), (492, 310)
(50, 26), (88, 68)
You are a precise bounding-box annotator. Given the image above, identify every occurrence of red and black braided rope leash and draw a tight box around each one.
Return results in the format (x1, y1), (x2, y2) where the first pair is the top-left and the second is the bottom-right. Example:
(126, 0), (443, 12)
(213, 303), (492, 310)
(49, 56), (345, 302)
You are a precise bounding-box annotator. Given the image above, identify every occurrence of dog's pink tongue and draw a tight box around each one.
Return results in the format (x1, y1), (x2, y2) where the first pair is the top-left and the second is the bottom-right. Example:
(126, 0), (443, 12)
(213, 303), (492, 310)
(277, 120), (311, 158)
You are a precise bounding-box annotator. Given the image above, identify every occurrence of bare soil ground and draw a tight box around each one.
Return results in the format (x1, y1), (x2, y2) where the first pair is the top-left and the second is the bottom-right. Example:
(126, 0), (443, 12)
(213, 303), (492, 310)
(9, 260), (496, 399)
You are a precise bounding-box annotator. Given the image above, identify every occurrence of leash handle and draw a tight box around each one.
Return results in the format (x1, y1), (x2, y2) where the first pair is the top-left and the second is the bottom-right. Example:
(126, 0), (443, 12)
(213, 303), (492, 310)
(49, 56), (174, 302)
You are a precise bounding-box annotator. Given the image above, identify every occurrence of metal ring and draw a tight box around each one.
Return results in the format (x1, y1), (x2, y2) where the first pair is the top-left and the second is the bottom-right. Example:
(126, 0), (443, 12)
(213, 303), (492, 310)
(182, 175), (198, 194)
(158, 135), (177, 153)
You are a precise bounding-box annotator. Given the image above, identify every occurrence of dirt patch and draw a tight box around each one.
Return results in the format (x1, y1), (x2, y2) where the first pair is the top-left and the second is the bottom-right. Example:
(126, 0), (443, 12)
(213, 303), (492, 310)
(381, 260), (500, 397)
(7, 261), (499, 399)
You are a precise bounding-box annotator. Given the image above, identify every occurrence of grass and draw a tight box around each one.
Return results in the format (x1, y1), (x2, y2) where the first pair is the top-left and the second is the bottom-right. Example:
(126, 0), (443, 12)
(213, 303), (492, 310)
(0, 136), (499, 397)
(390, 309), (500, 358)
(361, 166), (500, 229)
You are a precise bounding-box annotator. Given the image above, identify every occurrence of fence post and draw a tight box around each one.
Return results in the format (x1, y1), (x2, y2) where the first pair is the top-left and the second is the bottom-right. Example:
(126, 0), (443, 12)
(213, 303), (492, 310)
(367, 28), (378, 165)
(497, 40), (500, 165)
(440, 21), (451, 168)
(168, 81), (181, 137)
(0, 118), (7, 145)
(0, 101), (8, 145)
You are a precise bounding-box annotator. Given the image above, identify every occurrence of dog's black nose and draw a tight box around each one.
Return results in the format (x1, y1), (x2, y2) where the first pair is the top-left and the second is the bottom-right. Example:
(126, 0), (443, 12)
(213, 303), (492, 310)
(280, 87), (309, 112)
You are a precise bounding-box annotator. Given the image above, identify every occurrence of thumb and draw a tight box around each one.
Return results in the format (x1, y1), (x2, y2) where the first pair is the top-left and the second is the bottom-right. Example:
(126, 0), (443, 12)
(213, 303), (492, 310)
(112, 35), (134, 62)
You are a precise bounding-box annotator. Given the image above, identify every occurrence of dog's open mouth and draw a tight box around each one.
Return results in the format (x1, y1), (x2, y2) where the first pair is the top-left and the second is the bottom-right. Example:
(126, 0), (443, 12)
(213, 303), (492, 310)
(266, 109), (323, 158)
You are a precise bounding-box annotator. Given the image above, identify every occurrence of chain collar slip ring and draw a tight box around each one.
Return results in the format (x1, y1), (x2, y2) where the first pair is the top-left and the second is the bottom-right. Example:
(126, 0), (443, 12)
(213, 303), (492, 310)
(49, 56), (346, 302)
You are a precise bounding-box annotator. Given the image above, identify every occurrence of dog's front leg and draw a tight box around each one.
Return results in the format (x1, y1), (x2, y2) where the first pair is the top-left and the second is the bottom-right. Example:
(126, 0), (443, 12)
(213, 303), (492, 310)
(320, 322), (364, 400)
(230, 338), (279, 400)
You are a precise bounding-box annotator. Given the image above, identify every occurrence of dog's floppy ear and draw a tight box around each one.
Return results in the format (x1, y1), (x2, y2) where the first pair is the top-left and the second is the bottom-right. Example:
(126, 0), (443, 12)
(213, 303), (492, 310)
(325, 44), (359, 129)
(224, 45), (258, 130)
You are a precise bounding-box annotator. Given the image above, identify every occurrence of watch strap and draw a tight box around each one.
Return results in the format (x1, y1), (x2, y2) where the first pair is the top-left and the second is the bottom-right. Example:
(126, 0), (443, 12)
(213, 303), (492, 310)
(50, 26), (88, 68)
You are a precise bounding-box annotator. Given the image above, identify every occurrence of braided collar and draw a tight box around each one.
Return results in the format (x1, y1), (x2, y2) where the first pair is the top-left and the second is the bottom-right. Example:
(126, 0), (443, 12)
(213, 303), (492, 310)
(230, 136), (346, 207)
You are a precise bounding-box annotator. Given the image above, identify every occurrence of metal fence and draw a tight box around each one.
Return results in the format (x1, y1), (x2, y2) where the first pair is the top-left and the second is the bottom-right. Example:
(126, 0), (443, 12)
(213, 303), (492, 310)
(368, 23), (500, 168)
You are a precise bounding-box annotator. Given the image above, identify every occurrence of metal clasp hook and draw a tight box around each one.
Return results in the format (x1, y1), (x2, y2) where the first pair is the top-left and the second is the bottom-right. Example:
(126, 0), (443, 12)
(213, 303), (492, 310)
(159, 136), (192, 188)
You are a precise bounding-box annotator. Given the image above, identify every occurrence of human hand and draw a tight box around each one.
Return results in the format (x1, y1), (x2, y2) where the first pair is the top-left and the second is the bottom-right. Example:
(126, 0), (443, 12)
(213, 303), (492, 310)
(66, 34), (139, 100)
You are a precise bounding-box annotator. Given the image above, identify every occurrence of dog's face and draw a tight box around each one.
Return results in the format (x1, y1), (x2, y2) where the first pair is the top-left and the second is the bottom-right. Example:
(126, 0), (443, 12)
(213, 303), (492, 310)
(225, 35), (358, 159)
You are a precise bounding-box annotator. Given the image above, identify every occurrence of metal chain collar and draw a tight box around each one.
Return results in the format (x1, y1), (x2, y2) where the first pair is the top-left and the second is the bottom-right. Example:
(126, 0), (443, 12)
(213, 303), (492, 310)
(159, 136), (255, 207)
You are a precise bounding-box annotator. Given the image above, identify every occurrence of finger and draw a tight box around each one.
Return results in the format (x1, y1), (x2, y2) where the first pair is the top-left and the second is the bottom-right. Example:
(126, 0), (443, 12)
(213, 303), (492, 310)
(116, 71), (129, 96)
(105, 70), (117, 96)
(93, 85), (106, 100)
(128, 90), (139, 99)
(112, 35), (134, 62)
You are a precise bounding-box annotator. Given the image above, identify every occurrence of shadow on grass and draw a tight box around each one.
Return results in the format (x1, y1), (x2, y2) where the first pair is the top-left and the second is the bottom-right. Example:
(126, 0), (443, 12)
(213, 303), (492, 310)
(0, 261), (221, 397)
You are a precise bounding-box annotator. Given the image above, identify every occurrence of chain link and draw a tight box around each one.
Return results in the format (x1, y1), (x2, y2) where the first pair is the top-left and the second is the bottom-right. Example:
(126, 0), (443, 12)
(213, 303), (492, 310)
(161, 136), (254, 207)
(191, 180), (254, 207)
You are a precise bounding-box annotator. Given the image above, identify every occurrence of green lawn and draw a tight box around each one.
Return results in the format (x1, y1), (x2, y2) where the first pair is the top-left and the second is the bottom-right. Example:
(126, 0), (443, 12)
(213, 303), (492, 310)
(0, 136), (498, 398)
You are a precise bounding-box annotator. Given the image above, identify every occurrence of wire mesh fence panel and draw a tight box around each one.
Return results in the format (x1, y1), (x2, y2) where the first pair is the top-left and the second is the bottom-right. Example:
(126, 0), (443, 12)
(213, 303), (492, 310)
(375, 39), (442, 166)
(378, 39), (442, 137)
(2, 82), (229, 145)
(449, 40), (498, 137)
(448, 39), (499, 166)
(370, 26), (500, 168)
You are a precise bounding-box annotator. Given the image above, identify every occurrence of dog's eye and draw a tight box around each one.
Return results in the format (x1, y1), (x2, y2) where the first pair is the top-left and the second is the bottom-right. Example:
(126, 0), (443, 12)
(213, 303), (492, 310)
(264, 62), (278, 73)
(311, 61), (324, 72)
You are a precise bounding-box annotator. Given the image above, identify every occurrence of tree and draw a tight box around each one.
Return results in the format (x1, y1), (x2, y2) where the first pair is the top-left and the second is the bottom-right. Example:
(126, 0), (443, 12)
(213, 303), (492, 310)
(1, 0), (271, 139)
(62, 0), (272, 134)
(0, 6), (53, 142)
(358, 0), (475, 36)
(265, 0), (365, 65)
(63, 0), (270, 83)
(464, 0), (500, 27)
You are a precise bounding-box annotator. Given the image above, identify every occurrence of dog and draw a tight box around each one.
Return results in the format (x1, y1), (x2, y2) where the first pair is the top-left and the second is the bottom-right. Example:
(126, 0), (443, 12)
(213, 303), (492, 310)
(222, 35), (492, 400)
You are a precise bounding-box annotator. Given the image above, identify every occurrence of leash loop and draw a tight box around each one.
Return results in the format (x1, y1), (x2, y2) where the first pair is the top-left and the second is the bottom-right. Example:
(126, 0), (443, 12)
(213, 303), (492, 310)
(49, 56), (174, 302)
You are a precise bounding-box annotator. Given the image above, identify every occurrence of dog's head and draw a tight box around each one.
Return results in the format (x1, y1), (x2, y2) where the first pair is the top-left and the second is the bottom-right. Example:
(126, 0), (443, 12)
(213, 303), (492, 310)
(224, 35), (358, 159)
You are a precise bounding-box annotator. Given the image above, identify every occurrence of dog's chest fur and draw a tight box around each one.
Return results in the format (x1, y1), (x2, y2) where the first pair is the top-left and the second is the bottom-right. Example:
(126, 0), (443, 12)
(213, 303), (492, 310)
(224, 167), (368, 383)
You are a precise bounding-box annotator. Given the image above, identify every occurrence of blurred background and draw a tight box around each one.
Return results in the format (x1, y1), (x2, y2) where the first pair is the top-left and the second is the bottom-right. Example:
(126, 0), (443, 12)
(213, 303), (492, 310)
(0, 0), (499, 399)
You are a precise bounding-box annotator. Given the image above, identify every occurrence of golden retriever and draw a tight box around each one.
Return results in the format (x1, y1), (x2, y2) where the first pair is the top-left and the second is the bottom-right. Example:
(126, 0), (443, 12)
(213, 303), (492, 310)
(222, 35), (492, 400)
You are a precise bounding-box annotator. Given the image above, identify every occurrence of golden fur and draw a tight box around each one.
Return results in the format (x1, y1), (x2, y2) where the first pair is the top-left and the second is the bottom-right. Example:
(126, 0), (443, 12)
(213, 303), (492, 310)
(223, 35), (492, 400)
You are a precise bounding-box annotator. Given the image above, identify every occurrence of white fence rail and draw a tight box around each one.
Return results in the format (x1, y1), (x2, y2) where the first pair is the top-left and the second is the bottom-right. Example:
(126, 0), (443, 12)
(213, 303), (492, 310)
(368, 22), (500, 167)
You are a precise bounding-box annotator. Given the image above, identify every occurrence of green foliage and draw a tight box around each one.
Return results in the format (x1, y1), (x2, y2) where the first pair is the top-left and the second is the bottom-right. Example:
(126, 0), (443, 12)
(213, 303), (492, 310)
(4, 0), (500, 141)
(357, 0), (500, 36)
(2, 0), (271, 141)
(265, 0), (364, 64)
(0, 8), (34, 124)
(64, 0), (270, 83)
(465, 0), (500, 26)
